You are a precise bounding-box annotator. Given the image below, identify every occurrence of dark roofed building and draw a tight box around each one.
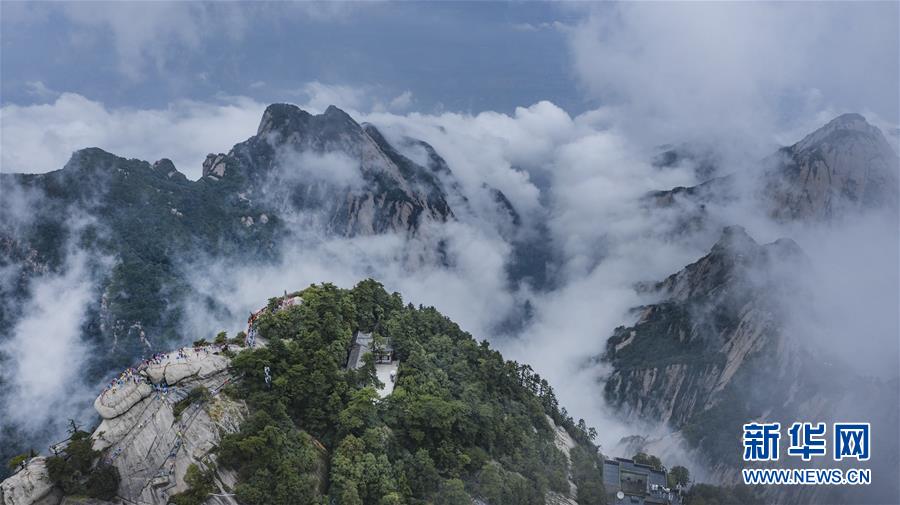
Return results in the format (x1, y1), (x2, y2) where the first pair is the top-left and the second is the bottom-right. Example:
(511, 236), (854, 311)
(603, 458), (681, 505)
(346, 331), (399, 397)
(346, 332), (395, 370)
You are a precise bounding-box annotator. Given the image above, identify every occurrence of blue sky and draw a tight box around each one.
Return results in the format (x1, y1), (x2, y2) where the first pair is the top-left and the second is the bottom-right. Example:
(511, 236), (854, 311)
(1, 1), (897, 177)
(1, 2), (588, 114)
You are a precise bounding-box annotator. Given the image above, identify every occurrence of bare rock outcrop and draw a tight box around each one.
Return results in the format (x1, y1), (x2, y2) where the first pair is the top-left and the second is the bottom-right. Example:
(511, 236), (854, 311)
(547, 416), (579, 505)
(764, 113), (900, 221)
(89, 346), (246, 505)
(0, 458), (61, 505)
(0, 346), (250, 505)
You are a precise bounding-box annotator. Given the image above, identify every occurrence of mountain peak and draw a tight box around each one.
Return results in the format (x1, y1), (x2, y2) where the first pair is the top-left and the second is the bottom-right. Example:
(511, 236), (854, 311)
(256, 103), (312, 136)
(795, 112), (884, 153)
(152, 158), (187, 182)
(826, 112), (868, 128)
(62, 147), (130, 174)
(324, 104), (351, 118)
(256, 103), (358, 139)
(710, 225), (758, 256)
(765, 111), (900, 220)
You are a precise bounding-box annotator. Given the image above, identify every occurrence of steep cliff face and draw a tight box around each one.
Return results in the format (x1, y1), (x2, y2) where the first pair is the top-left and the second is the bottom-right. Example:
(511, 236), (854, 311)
(602, 224), (899, 503)
(1, 345), (248, 505)
(603, 226), (809, 464)
(91, 347), (246, 505)
(628, 115), (900, 448)
(209, 104), (454, 236)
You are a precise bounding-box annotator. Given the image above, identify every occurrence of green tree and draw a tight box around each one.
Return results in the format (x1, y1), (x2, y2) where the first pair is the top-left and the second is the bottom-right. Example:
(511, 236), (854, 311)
(6, 449), (35, 471)
(434, 479), (469, 505)
(329, 433), (398, 505)
(45, 430), (120, 499)
(633, 451), (663, 471)
(85, 464), (120, 501)
(337, 387), (380, 436)
(668, 465), (690, 488)
(571, 446), (605, 505)
(170, 463), (215, 505)
(218, 411), (321, 505)
(221, 282), (608, 505)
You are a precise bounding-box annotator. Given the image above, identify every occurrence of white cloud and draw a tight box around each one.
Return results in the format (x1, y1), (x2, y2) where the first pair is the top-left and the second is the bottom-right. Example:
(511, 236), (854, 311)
(0, 249), (96, 435)
(2, 79), (897, 474)
(273, 149), (366, 191)
(385, 90), (414, 112)
(0, 93), (266, 179)
(297, 81), (369, 114)
(566, 2), (900, 157)
(24, 81), (58, 100)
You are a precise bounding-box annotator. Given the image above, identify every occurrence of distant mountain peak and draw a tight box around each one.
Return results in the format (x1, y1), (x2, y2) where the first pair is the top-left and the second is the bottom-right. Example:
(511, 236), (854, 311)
(324, 104), (352, 118)
(65, 147), (121, 167)
(256, 103), (311, 136)
(765, 111), (899, 220)
(152, 158), (187, 182)
(795, 112), (886, 154)
(712, 224), (756, 250)
(828, 112), (867, 125)
(256, 103), (358, 140)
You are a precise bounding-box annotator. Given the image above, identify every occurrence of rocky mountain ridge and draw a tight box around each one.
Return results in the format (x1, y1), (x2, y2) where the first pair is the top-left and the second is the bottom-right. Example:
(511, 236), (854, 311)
(764, 113), (900, 220)
(603, 114), (900, 503)
(647, 113), (899, 230)
(604, 226), (806, 433)
(209, 103), (455, 235)
(2, 344), (245, 505)
(1, 282), (605, 505)
(0, 103), (496, 477)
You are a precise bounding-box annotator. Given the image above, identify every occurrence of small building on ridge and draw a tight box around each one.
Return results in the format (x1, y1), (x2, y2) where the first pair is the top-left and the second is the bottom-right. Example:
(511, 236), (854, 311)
(346, 331), (399, 398)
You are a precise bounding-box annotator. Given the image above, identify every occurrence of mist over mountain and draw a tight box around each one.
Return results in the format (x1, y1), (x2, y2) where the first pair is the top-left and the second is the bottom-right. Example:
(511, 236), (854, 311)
(603, 114), (900, 503)
(1, 100), (898, 504)
(2, 3), (898, 504)
(0, 103), (545, 469)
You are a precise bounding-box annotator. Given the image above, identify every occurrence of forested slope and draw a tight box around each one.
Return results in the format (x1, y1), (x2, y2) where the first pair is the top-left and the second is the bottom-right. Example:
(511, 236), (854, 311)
(2, 280), (606, 505)
(220, 280), (605, 505)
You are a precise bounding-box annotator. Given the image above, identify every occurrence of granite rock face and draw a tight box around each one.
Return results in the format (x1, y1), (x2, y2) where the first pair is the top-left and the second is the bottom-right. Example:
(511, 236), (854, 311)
(763, 113), (900, 221)
(547, 417), (580, 505)
(604, 226), (806, 428)
(223, 104), (454, 236)
(0, 459), (61, 505)
(92, 347), (245, 505)
(646, 113), (899, 233)
(93, 347), (245, 505)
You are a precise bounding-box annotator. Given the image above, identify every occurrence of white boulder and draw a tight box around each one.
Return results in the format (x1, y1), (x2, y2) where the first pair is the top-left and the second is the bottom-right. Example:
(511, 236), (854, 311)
(0, 458), (61, 505)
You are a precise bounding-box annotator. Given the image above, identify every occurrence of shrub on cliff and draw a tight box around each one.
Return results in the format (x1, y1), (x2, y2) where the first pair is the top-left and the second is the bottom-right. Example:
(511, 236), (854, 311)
(45, 430), (120, 500)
